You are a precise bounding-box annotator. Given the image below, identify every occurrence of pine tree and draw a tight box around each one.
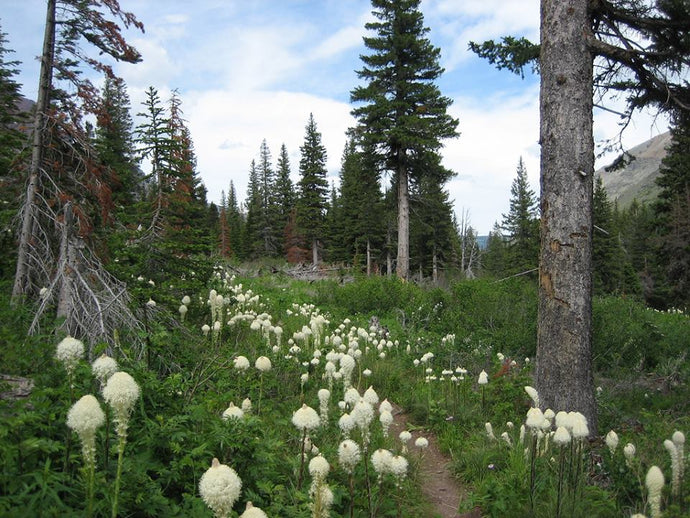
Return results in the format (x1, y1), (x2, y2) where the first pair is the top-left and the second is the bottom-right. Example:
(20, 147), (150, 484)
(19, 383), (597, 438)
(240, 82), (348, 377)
(350, 0), (459, 280)
(500, 157), (539, 275)
(338, 137), (384, 273)
(410, 164), (455, 283)
(243, 160), (262, 259)
(654, 113), (690, 307)
(226, 180), (244, 259)
(0, 25), (26, 180)
(94, 76), (139, 210)
(296, 114), (329, 265)
(275, 143), (295, 252)
(257, 139), (279, 256)
(135, 86), (173, 236)
(481, 223), (507, 277)
(0, 26), (28, 279)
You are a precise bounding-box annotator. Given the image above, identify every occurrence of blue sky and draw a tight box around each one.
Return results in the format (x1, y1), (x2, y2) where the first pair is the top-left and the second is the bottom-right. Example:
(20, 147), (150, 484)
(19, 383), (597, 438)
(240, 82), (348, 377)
(3, 0), (668, 234)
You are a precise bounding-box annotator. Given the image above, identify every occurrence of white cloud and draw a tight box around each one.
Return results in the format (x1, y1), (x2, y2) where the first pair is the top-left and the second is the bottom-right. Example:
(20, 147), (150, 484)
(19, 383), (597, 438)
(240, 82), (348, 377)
(184, 89), (354, 202)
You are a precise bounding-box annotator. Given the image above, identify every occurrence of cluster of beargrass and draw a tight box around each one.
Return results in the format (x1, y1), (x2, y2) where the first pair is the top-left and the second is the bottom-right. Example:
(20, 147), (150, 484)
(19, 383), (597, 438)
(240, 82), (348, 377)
(0, 270), (687, 516)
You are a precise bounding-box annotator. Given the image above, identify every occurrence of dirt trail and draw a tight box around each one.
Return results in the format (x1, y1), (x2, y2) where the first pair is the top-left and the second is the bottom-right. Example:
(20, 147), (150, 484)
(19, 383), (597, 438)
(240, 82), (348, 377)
(390, 406), (481, 518)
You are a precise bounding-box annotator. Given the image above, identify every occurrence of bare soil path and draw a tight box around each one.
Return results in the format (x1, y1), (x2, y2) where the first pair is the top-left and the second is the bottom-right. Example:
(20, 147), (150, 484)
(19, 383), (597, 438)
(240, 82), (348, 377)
(390, 405), (482, 518)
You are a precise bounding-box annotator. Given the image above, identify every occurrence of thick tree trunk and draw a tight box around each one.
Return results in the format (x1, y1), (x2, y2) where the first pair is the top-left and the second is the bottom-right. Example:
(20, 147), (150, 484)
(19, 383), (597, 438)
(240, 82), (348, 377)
(312, 238), (318, 265)
(366, 238), (372, 276)
(12, 0), (56, 303)
(397, 162), (410, 280)
(536, 0), (597, 433)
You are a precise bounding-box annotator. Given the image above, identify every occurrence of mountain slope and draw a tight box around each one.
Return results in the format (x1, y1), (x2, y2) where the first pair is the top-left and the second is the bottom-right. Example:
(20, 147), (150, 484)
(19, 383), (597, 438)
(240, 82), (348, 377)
(595, 131), (671, 207)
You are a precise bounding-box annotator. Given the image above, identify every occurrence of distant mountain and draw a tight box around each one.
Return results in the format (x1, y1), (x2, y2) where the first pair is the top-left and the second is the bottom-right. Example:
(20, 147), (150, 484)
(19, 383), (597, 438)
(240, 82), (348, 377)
(595, 131), (671, 208)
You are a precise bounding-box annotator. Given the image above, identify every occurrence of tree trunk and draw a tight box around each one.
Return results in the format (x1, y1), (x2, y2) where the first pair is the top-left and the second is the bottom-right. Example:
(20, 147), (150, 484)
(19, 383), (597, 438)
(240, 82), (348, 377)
(397, 161), (410, 280)
(536, 0), (597, 433)
(312, 238), (319, 265)
(12, 0), (56, 303)
(366, 238), (372, 276)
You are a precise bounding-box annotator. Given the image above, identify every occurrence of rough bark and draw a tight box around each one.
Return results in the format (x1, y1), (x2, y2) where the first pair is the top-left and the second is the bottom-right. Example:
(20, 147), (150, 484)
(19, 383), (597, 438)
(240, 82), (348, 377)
(397, 162), (410, 281)
(366, 238), (372, 276)
(536, 0), (597, 433)
(12, 0), (56, 303)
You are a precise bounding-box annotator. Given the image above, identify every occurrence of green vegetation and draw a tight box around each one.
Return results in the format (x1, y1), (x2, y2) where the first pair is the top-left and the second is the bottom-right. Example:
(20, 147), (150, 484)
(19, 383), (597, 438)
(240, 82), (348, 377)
(0, 273), (687, 516)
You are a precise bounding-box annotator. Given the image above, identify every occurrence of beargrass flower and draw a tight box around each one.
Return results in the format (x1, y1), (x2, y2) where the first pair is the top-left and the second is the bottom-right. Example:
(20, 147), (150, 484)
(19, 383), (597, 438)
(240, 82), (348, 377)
(523, 384), (538, 405)
(339, 413), (355, 438)
(239, 501), (267, 518)
(241, 398), (252, 413)
(389, 455), (408, 487)
(526, 407), (545, 430)
(379, 398), (393, 414)
(202, 324), (211, 336)
(415, 437), (429, 449)
(146, 298), (156, 308)
(478, 370), (489, 385)
(371, 448), (394, 479)
(67, 394), (105, 464)
(501, 431), (513, 447)
(103, 371), (140, 427)
(338, 439), (361, 474)
(344, 387), (360, 406)
(351, 398), (374, 442)
(309, 454), (330, 480)
(233, 356), (250, 371)
(222, 402), (244, 421)
(570, 413), (589, 439)
(672, 430), (685, 480)
(363, 386), (379, 406)
(553, 426), (571, 446)
(645, 465), (664, 518)
(380, 410), (394, 438)
(623, 442), (636, 467)
(91, 354), (118, 386)
(182, 295), (191, 305)
(292, 404), (320, 431)
(56, 336), (85, 375)
(318, 388), (330, 424)
(664, 438), (681, 497)
(67, 394), (105, 516)
(255, 356), (271, 372)
(606, 430), (619, 454)
(199, 458), (242, 518)
(485, 422), (496, 440)
(103, 371), (140, 517)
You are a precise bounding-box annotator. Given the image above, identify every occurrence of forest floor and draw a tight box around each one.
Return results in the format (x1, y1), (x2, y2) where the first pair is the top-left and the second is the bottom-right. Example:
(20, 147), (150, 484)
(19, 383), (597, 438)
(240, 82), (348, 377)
(390, 405), (481, 518)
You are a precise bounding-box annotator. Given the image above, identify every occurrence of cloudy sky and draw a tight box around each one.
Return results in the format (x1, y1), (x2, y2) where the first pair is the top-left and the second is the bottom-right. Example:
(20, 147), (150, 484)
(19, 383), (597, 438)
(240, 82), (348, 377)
(3, 0), (668, 234)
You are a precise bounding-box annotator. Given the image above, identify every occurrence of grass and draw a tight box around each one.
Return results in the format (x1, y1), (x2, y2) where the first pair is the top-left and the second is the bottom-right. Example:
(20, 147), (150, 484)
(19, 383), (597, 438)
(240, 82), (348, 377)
(0, 271), (688, 517)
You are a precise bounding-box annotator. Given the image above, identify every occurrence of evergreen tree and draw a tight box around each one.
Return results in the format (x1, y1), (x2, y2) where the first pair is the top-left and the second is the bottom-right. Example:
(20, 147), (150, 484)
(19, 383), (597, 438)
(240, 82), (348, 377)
(296, 114), (329, 265)
(338, 136), (384, 273)
(500, 157), (539, 275)
(0, 26), (26, 180)
(135, 86), (173, 235)
(592, 176), (640, 296)
(654, 113), (690, 307)
(481, 223), (508, 277)
(226, 180), (244, 259)
(275, 143), (295, 252)
(350, 0), (459, 279)
(0, 26), (27, 280)
(94, 76), (139, 210)
(164, 91), (210, 258)
(410, 164), (455, 283)
(257, 139), (279, 256)
(243, 160), (262, 259)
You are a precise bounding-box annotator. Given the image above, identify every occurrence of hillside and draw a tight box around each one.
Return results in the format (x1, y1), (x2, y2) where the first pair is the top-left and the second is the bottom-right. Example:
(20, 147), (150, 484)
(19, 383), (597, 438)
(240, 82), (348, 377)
(595, 131), (671, 207)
